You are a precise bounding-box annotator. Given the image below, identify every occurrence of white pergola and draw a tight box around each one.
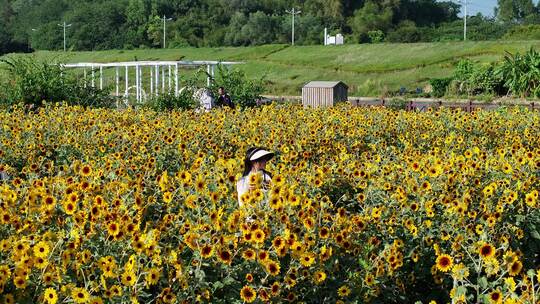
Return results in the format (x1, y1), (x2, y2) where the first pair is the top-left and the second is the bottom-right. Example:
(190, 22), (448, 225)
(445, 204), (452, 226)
(62, 60), (243, 103)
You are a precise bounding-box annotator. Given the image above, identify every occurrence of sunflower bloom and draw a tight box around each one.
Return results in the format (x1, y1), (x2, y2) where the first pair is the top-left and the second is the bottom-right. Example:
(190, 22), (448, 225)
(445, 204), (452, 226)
(240, 285), (256, 303)
(435, 254), (453, 272)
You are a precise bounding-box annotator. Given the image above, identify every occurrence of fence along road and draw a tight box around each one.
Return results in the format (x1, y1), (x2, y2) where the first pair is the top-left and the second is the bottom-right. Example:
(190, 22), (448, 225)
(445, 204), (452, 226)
(263, 95), (540, 112)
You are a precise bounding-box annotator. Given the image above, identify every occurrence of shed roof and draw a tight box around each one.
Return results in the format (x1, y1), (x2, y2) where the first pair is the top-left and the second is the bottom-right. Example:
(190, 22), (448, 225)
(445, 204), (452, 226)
(303, 81), (348, 89)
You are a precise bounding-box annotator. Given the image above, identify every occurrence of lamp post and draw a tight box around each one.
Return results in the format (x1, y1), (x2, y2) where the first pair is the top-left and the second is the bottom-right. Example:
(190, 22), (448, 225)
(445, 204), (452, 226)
(163, 15), (173, 49)
(57, 21), (72, 51)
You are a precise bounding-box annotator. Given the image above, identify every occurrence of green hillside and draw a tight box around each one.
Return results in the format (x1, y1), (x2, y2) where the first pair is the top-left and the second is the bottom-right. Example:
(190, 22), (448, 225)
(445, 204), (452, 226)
(4, 41), (540, 96)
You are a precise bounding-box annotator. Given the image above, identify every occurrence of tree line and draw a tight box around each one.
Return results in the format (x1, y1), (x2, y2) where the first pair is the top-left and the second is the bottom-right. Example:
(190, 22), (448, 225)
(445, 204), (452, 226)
(0, 0), (539, 54)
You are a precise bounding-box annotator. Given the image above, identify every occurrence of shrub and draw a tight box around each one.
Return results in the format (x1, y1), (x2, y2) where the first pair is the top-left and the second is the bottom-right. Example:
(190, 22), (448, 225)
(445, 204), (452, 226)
(497, 48), (540, 98)
(144, 73), (201, 111)
(433, 59), (505, 98)
(0, 56), (116, 108)
(429, 77), (452, 97)
(144, 91), (197, 111)
(503, 24), (540, 40)
(386, 21), (422, 43)
(209, 64), (265, 108)
(419, 16), (509, 42)
(367, 30), (385, 43)
(451, 62), (503, 97)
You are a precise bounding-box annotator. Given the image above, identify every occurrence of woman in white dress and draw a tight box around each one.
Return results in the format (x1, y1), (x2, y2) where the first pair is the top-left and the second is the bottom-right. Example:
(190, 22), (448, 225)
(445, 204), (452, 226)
(236, 147), (274, 207)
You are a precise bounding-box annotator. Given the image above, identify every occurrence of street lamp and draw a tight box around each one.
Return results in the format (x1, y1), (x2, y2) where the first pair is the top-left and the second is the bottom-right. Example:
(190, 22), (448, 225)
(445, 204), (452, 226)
(163, 15), (173, 49)
(57, 21), (72, 51)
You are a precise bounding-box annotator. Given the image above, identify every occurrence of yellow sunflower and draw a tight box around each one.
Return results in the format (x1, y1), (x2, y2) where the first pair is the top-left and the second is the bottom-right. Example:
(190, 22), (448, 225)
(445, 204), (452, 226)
(43, 288), (58, 304)
(240, 285), (256, 303)
(71, 287), (90, 304)
(507, 260), (522, 276)
(337, 285), (351, 298)
(200, 244), (214, 259)
(479, 243), (496, 260)
(264, 260), (281, 276)
(435, 254), (453, 272)
(33, 241), (50, 258)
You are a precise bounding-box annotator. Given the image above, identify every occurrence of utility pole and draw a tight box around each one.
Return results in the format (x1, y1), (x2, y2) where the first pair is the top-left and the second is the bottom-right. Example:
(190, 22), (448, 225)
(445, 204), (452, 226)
(163, 15), (172, 49)
(463, 0), (468, 41)
(30, 28), (37, 51)
(286, 7), (301, 46)
(57, 21), (72, 51)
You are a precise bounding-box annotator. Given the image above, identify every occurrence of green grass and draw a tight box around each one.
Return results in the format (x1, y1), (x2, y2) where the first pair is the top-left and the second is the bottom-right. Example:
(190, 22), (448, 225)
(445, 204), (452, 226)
(3, 41), (540, 96)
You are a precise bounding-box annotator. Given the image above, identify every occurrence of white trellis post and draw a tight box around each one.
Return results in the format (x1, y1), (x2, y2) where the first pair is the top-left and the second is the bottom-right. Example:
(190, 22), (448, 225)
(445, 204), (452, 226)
(139, 66), (143, 102)
(168, 65), (171, 92)
(115, 67), (119, 96)
(155, 65), (159, 96)
(124, 66), (129, 99)
(99, 66), (103, 90)
(162, 66), (165, 93)
(83, 69), (87, 88)
(207, 64), (211, 87)
(150, 68), (154, 96)
(174, 63), (179, 97)
(135, 65), (140, 102)
(91, 66), (95, 88)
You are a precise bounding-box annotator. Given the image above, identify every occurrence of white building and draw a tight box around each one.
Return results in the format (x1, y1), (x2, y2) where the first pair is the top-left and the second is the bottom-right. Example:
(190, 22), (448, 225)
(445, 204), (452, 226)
(324, 28), (344, 45)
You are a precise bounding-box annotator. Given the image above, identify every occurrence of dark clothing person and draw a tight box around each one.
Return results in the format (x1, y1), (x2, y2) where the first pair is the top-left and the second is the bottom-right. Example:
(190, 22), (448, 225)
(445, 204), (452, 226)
(217, 94), (234, 108)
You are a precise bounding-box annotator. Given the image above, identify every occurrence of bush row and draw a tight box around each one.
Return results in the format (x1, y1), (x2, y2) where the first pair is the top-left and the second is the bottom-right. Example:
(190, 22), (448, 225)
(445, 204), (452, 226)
(429, 48), (540, 99)
(0, 57), (264, 111)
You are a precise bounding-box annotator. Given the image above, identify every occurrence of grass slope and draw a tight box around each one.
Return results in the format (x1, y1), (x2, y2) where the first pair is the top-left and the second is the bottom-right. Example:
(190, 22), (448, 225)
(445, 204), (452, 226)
(3, 41), (540, 96)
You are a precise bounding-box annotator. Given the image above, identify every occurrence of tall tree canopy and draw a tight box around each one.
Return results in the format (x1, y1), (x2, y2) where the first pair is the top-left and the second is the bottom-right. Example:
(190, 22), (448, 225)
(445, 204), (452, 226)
(496, 0), (537, 24)
(4, 0), (532, 54)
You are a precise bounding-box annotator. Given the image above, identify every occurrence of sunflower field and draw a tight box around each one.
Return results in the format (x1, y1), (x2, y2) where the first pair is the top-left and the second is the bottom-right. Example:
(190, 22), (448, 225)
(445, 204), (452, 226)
(0, 103), (539, 304)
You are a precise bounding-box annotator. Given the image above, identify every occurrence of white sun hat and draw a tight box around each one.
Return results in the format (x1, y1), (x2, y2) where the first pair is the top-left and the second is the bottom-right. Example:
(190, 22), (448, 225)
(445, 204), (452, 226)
(249, 149), (275, 162)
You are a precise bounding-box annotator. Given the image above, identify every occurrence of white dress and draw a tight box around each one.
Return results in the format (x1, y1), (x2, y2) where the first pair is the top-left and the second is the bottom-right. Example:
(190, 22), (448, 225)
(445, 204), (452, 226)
(236, 171), (272, 207)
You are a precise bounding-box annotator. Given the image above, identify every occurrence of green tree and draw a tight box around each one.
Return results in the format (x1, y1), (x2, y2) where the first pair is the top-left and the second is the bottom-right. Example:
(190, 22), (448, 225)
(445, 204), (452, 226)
(386, 20), (421, 43)
(0, 0), (13, 54)
(497, 0), (536, 24)
(224, 12), (249, 46)
(147, 15), (162, 47)
(68, 1), (127, 50)
(230, 11), (277, 46)
(124, 0), (149, 48)
(0, 0), (500, 51)
(349, 1), (394, 42)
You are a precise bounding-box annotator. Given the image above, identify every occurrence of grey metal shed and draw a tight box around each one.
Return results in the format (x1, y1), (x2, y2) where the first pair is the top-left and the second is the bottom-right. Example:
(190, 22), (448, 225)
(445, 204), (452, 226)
(302, 81), (349, 108)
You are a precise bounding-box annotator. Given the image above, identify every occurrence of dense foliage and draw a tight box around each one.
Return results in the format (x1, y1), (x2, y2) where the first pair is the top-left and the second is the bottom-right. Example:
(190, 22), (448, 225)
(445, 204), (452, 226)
(3, 0), (540, 54)
(0, 0), (460, 53)
(0, 57), (264, 110)
(0, 104), (539, 303)
(429, 48), (540, 99)
(209, 65), (265, 109)
(499, 48), (540, 98)
(0, 56), (117, 108)
(2, 0), (540, 54)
